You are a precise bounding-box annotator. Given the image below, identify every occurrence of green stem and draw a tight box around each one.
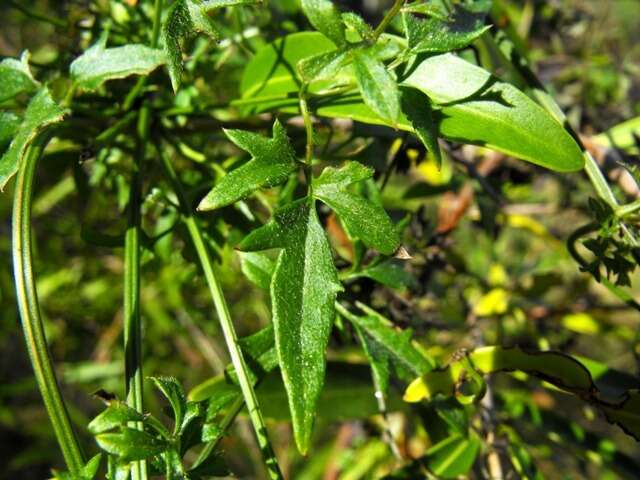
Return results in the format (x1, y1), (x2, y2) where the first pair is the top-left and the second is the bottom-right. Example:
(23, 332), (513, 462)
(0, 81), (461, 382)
(373, 0), (404, 40)
(12, 136), (85, 472)
(124, 106), (149, 480)
(156, 143), (283, 480)
(7, 0), (67, 28)
(123, 0), (163, 111)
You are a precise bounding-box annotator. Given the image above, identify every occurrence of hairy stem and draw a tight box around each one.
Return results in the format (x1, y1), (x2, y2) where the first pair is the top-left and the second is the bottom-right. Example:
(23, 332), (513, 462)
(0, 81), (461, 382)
(373, 0), (404, 40)
(156, 143), (283, 480)
(12, 136), (85, 472)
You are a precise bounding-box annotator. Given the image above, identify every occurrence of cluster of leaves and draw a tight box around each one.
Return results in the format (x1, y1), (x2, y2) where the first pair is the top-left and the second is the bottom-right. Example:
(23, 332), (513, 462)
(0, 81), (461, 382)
(3, 0), (640, 479)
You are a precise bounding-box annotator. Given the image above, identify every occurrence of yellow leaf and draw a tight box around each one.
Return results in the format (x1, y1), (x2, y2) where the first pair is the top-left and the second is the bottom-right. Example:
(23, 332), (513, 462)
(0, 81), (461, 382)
(488, 264), (508, 287)
(474, 288), (509, 316)
(562, 312), (601, 335)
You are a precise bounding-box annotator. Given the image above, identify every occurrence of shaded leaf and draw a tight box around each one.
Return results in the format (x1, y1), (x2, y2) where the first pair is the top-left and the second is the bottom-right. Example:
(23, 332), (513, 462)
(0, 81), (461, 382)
(70, 39), (167, 91)
(301, 0), (346, 47)
(340, 302), (434, 394)
(0, 88), (67, 190)
(197, 120), (297, 211)
(422, 433), (481, 479)
(150, 376), (187, 432)
(348, 258), (416, 290)
(401, 88), (442, 168)
(88, 401), (146, 434)
(352, 48), (400, 125)
(162, 0), (221, 91)
(238, 199), (343, 454)
(239, 251), (276, 291)
(312, 161), (400, 254)
(0, 51), (39, 102)
(0, 112), (21, 152)
(403, 6), (490, 53)
(96, 428), (168, 462)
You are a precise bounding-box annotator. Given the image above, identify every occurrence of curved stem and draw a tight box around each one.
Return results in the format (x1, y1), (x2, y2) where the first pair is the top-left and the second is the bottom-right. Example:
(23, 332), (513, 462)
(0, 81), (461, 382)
(156, 142), (283, 480)
(12, 136), (85, 472)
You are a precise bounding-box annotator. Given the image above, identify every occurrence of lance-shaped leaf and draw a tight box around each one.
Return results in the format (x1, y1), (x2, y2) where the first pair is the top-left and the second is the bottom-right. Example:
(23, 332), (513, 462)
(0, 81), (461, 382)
(0, 88), (67, 190)
(198, 120), (297, 210)
(150, 376), (187, 433)
(301, 0), (346, 47)
(238, 198), (343, 454)
(422, 433), (481, 479)
(352, 48), (400, 126)
(403, 5), (490, 54)
(0, 51), (39, 102)
(70, 38), (167, 91)
(312, 161), (400, 254)
(340, 303), (434, 394)
(401, 88), (442, 168)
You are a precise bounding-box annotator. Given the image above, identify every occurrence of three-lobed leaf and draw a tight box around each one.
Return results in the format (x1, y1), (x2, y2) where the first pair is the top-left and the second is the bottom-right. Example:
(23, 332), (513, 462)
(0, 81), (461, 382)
(238, 198), (343, 454)
(0, 88), (67, 190)
(197, 120), (298, 211)
(70, 39), (167, 91)
(312, 161), (400, 255)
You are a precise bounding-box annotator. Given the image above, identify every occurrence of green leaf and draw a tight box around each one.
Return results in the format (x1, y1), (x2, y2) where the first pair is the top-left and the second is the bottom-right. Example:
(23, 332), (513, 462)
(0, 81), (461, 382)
(239, 32), (585, 172)
(351, 48), (400, 126)
(401, 88), (442, 168)
(239, 251), (276, 290)
(341, 12), (374, 41)
(422, 433), (481, 479)
(150, 376), (187, 432)
(403, 6), (491, 54)
(70, 39), (167, 91)
(197, 120), (298, 211)
(238, 199), (343, 454)
(347, 259), (417, 290)
(0, 112), (21, 152)
(0, 88), (67, 191)
(301, 0), (346, 47)
(96, 428), (168, 462)
(601, 391), (640, 442)
(88, 401), (146, 434)
(50, 454), (103, 480)
(162, 0), (221, 92)
(401, 53), (584, 171)
(297, 49), (349, 84)
(0, 51), (39, 102)
(312, 161), (400, 254)
(340, 303), (434, 394)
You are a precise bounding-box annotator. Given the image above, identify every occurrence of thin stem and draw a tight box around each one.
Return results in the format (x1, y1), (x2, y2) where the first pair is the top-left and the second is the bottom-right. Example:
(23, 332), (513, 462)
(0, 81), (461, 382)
(156, 143), (283, 480)
(373, 0), (404, 40)
(124, 105), (149, 480)
(12, 136), (85, 472)
(7, 0), (67, 28)
(123, 0), (163, 111)
(299, 86), (315, 196)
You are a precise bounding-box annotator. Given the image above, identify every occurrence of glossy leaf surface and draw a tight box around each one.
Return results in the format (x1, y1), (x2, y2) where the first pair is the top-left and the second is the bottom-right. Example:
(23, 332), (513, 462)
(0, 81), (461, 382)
(0, 51), (39, 102)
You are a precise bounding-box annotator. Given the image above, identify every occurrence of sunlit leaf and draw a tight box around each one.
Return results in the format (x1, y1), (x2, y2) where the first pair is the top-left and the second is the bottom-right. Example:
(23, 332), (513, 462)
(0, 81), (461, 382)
(96, 428), (167, 462)
(301, 0), (346, 47)
(238, 198), (343, 454)
(70, 38), (167, 91)
(197, 120), (298, 211)
(422, 433), (481, 478)
(312, 161), (400, 254)
(0, 51), (39, 102)
(0, 88), (67, 190)
(88, 401), (146, 434)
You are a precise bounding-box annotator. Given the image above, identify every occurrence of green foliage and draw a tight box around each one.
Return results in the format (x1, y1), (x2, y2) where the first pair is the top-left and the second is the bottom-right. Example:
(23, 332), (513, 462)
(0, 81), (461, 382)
(0, 88), (66, 190)
(197, 120), (297, 211)
(239, 199), (343, 453)
(3, 0), (640, 478)
(0, 51), (39, 102)
(70, 38), (167, 91)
